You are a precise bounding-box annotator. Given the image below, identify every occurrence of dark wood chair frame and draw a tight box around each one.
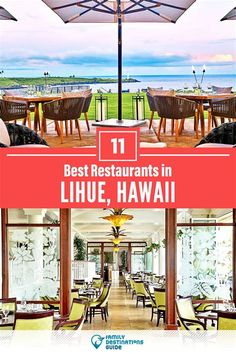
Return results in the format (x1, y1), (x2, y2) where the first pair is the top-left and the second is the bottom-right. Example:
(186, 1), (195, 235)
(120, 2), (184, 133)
(14, 310), (54, 329)
(217, 310), (236, 330)
(154, 288), (166, 326)
(134, 281), (150, 308)
(55, 299), (87, 330)
(89, 283), (111, 323)
(175, 296), (206, 331)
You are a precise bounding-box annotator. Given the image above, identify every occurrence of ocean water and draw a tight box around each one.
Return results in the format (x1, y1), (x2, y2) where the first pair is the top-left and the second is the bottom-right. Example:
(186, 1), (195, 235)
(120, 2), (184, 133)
(89, 74), (236, 93)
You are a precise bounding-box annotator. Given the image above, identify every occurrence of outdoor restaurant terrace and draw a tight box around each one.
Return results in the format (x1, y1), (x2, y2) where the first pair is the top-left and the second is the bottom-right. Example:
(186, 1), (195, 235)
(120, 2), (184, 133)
(0, 0), (235, 149)
(1, 208), (236, 331)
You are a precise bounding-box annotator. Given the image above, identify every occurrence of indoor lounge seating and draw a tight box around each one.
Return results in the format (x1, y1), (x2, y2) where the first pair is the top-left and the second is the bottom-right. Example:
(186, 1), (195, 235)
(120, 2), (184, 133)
(0, 298), (17, 330)
(217, 311), (236, 330)
(145, 285), (158, 322)
(92, 277), (103, 295)
(175, 297), (206, 330)
(55, 298), (87, 330)
(89, 283), (111, 323)
(133, 281), (150, 308)
(14, 310), (54, 330)
(154, 288), (166, 327)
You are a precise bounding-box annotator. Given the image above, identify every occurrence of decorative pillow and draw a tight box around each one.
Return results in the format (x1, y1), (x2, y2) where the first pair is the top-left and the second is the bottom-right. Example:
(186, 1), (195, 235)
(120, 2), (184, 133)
(62, 88), (92, 98)
(0, 118), (10, 147)
(147, 87), (175, 96)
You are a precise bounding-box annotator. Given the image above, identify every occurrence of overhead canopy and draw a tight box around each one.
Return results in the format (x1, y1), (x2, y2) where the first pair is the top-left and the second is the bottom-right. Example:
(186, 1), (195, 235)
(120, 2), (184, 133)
(0, 6), (17, 21)
(221, 7), (236, 21)
(42, 0), (196, 23)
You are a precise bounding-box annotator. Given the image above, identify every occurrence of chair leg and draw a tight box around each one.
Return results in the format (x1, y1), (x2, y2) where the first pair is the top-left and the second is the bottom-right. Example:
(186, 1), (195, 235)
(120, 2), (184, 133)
(60, 121), (64, 144)
(178, 118), (185, 135)
(104, 308), (107, 322)
(90, 308), (92, 323)
(65, 120), (69, 136)
(143, 297), (145, 308)
(136, 297), (139, 308)
(195, 110), (199, 139)
(70, 120), (73, 135)
(162, 118), (167, 133)
(106, 304), (109, 317)
(171, 119), (175, 135)
(156, 311), (160, 327)
(54, 121), (60, 136)
(207, 109), (212, 132)
(156, 117), (163, 140)
(101, 308), (104, 320)
(151, 307), (154, 321)
(84, 112), (90, 131)
(175, 120), (179, 142)
(41, 118), (45, 138)
(27, 110), (31, 129)
(76, 119), (82, 140)
(149, 111), (154, 129)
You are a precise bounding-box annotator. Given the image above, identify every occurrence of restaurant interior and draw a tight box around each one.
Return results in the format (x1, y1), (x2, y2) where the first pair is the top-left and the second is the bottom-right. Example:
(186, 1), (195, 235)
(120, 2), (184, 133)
(1, 208), (236, 330)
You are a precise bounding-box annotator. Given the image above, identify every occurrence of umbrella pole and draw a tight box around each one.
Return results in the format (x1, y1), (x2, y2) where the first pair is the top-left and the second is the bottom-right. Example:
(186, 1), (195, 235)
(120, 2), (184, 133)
(117, 0), (122, 121)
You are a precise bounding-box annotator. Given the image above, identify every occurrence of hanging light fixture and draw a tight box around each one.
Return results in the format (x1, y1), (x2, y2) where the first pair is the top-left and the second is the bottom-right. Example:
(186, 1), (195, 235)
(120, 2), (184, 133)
(101, 208), (133, 227)
(113, 237), (121, 246)
(113, 244), (119, 253)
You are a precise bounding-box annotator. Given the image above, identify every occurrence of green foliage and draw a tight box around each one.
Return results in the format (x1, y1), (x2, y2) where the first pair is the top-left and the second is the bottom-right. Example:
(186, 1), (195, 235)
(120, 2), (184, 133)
(104, 252), (113, 264)
(91, 248), (100, 256)
(145, 242), (161, 253)
(120, 250), (127, 269)
(0, 76), (137, 88)
(74, 235), (86, 261)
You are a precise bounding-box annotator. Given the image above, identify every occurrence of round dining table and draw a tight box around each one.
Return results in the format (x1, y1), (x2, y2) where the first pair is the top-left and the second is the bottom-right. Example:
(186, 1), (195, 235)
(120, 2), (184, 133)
(8, 95), (61, 132)
(176, 93), (235, 137)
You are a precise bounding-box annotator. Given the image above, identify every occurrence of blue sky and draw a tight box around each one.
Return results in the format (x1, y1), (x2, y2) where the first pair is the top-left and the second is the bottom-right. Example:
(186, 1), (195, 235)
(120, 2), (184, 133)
(0, 0), (235, 77)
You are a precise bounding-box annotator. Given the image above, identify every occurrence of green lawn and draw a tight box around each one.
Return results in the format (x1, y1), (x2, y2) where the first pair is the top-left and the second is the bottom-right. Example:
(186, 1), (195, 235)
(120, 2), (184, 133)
(89, 93), (150, 120)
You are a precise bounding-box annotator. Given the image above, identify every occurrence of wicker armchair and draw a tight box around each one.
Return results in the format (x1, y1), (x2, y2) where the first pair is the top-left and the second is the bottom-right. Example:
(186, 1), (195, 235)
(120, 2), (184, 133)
(0, 98), (28, 123)
(42, 97), (85, 144)
(82, 93), (92, 131)
(146, 89), (174, 129)
(207, 95), (235, 131)
(153, 96), (197, 141)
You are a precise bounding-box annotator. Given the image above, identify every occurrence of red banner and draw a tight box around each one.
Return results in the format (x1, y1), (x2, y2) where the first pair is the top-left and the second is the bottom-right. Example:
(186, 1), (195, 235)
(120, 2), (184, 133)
(0, 128), (235, 208)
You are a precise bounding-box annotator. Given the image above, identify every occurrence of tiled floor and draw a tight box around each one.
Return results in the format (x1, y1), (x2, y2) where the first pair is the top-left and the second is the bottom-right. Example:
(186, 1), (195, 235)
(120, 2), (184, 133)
(44, 119), (201, 148)
(83, 285), (164, 330)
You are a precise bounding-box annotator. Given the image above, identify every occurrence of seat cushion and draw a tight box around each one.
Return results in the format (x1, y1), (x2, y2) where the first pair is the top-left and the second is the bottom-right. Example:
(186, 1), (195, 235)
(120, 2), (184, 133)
(62, 89), (92, 98)
(0, 119), (10, 146)
(140, 142), (167, 148)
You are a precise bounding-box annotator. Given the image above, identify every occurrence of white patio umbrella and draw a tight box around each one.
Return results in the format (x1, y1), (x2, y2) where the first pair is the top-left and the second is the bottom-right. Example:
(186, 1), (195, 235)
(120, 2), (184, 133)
(0, 6), (17, 21)
(221, 7), (236, 21)
(42, 0), (195, 127)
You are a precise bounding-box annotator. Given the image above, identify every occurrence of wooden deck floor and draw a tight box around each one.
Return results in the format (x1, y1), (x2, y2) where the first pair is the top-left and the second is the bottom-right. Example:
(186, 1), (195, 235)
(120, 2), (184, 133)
(83, 285), (164, 330)
(43, 119), (202, 148)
